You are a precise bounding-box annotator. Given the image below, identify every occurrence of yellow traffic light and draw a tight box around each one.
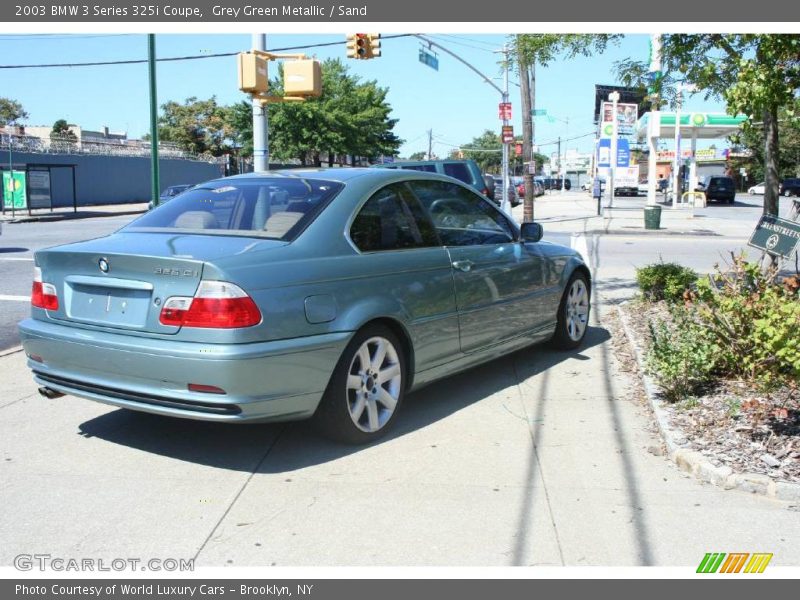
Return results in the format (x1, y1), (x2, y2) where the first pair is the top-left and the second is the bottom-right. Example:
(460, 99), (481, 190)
(346, 33), (368, 59)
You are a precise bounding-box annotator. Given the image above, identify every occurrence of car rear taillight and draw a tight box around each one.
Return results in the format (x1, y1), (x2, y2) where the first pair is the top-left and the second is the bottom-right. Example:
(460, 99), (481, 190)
(159, 281), (261, 328)
(31, 267), (59, 311)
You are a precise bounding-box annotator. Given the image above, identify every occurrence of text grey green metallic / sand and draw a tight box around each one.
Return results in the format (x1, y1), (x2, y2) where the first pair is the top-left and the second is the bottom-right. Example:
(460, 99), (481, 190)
(19, 168), (590, 443)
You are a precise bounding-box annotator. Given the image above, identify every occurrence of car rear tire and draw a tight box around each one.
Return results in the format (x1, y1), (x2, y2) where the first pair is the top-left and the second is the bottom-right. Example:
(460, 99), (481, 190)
(551, 272), (591, 350)
(313, 324), (406, 444)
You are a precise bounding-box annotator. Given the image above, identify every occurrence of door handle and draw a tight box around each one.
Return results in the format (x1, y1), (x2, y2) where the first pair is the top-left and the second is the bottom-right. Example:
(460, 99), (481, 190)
(452, 260), (474, 272)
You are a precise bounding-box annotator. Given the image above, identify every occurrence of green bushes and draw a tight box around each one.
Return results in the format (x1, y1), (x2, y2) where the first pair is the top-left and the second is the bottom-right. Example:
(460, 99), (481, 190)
(636, 262), (698, 303)
(638, 255), (800, 400)
(646, 313), (717, 402)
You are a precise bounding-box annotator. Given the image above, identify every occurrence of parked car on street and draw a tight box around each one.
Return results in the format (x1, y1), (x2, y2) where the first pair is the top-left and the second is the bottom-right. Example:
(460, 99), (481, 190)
(19, 169), (590, 444)
(373, 159), (493, 200)
(697, 175), (736, 204)
(492, 175), (520, 208)
(780, 178), (800, 197)
(748, 182), (766, 195)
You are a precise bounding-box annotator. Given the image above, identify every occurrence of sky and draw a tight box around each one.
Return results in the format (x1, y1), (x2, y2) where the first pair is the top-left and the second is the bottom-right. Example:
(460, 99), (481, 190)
(0, 33), (728, 158)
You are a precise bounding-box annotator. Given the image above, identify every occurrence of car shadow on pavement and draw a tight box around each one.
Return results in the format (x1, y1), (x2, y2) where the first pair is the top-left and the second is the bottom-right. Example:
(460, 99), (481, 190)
(77, 326), (611, 474)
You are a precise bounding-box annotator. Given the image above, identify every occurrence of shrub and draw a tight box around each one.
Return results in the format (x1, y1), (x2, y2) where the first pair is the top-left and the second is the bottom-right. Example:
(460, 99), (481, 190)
(636, 261), (698, 303)
(646, 308), (717, 402)
(690, 256), (800, 386)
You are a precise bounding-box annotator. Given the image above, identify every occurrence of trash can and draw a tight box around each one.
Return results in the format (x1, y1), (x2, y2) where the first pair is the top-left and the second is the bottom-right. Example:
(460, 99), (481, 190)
(644, 205), (662, 230)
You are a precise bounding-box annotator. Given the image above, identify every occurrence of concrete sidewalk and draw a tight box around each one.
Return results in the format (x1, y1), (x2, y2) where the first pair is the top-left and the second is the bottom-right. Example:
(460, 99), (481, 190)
(512, 190), (768, 239)
(1, 296), (798, 566)
(0, 202), (147, 224)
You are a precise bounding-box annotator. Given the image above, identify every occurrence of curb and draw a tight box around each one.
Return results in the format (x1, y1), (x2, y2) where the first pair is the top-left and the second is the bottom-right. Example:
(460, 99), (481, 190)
(0, 345), (24, 358)
(616, 302), (800, 502)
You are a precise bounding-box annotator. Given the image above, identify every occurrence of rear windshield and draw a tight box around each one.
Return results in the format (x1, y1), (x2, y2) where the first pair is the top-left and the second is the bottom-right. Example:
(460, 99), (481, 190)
(126, 178), (343, 240)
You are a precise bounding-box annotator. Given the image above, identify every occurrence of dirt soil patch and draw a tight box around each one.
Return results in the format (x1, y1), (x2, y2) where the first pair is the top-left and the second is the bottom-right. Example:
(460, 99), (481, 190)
(619, 300), (800, 484)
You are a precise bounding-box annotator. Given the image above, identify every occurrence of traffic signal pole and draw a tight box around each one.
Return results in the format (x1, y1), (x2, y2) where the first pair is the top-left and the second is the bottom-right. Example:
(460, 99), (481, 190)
(252, 33), (269, 172)
(148, 34), (160, 207)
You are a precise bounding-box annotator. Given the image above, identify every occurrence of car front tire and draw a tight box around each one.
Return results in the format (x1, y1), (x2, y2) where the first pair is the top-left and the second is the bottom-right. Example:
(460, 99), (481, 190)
(551, 272), (591, 350)
(313, 324), (406, 444)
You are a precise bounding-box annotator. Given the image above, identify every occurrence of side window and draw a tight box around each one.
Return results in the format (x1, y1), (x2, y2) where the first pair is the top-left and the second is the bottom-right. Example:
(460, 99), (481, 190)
(409, 180), (516, 246)
(443, 163), (472, 185)
(401, 164), (436, 173)
(350, 184), (439, 252)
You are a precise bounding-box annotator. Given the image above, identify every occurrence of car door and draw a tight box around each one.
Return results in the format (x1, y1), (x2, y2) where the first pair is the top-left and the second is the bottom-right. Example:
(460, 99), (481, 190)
(348, 182), (460, 368)
(407, 179), (547, 354)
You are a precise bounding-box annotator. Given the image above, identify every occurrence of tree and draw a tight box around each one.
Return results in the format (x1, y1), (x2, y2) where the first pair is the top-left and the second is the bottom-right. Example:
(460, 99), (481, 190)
(226, 100), (254, 158)
(157, 96), (233, 156)
(268, 59), (402, 166)
(460, 130), (504, 173)
(0, 97), (28, 128)
(730, 101), (800, 183)
(513, 35), (621, 221)
(50, 119), (78, 154)
(407, 151), (427, 160)
(50, 119), (78, 145)
(616, 35), (800, 216)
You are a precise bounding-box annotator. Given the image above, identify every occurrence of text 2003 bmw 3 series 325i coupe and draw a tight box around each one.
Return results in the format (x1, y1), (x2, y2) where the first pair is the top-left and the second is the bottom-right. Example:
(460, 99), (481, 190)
(19, 168), (591, 443)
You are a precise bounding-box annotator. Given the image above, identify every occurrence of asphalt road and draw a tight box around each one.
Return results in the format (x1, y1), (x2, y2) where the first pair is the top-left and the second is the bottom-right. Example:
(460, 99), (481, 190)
(0, 215), (131, 351)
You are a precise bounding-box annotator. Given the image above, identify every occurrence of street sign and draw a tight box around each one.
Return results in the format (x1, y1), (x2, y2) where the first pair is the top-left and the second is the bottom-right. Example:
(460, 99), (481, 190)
(498, 102), (512, 120)
(748, 215), (800, 259)
(514, 143), (522, 156)
(501, 125), (514, 143)
(418, 47), (439, 71)
(531, 109), (547, 116)
(2, 170), (27, 210)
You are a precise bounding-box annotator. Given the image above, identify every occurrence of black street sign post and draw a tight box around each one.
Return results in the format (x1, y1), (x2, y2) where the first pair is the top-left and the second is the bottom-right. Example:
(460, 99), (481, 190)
(748, 214), (800, 259)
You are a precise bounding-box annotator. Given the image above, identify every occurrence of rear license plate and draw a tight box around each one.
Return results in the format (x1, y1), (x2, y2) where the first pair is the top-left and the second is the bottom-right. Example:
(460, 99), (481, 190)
(67, 284), (152, 328)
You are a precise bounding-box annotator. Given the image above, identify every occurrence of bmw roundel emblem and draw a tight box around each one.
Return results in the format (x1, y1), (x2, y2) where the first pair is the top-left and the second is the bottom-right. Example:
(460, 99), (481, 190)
(98, 258), (110, 273)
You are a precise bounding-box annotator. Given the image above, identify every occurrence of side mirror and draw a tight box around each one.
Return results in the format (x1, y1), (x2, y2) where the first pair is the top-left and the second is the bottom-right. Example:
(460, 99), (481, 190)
(483, 176), (496, 201)
(520, 222), (543, 243)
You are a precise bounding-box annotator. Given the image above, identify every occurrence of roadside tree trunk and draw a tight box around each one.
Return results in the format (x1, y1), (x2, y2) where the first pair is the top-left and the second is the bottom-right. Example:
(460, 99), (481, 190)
(763, 104), (780, 217)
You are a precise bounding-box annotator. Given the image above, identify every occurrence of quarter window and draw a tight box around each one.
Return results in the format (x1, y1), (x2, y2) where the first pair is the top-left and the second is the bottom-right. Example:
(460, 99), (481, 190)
(350, 184), (438, 252)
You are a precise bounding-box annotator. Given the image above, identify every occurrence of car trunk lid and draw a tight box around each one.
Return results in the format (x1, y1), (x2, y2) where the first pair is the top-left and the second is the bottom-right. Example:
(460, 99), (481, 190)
(35, 232), (286, 335)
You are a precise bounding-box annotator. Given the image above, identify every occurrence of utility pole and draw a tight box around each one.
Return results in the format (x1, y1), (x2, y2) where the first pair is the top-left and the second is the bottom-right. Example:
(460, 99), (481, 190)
(427, 129), (433, 160)
(519, 47), (535, 223)
(148, 34), (160, 207)
(252, 33), (268, 172)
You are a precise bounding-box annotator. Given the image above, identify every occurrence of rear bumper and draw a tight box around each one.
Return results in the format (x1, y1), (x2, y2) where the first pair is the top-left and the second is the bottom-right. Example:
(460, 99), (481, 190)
(19, 318), (351, 423)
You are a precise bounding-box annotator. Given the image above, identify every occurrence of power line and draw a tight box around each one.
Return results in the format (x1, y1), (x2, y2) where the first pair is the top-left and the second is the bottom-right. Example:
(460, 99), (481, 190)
(0, 34), (413, 69)
(437, 34), (501, 49)
(426, 35), (495, 54)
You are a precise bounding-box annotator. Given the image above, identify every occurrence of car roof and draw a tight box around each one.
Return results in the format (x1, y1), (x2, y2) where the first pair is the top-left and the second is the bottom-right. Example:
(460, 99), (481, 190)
(205, 167), (454, 186)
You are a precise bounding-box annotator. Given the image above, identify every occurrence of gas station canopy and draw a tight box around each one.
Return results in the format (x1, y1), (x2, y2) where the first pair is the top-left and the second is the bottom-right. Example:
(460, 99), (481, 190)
(636, 111), (748, 141)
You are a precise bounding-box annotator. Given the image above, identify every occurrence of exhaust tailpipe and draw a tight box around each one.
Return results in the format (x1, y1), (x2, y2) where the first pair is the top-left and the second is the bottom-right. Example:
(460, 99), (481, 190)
(38, 386), (65, 399)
